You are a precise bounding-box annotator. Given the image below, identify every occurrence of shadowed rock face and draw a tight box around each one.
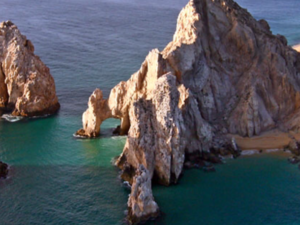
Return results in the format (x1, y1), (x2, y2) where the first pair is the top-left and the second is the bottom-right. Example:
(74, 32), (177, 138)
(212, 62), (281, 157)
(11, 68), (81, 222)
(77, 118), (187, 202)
(0, 161), (8, 179)
(78, 0), (300, 223)
(0, 21), (59, 117)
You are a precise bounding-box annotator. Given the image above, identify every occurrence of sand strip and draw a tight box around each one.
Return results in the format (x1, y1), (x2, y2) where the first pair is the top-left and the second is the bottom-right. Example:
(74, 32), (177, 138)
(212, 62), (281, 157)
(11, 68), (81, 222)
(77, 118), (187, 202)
(228, 129), (300, 157)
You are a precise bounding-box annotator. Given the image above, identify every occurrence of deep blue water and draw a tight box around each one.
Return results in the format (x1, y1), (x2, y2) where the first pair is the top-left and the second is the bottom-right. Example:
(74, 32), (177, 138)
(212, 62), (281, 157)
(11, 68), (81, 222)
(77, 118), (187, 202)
(0, 0), (300, 224)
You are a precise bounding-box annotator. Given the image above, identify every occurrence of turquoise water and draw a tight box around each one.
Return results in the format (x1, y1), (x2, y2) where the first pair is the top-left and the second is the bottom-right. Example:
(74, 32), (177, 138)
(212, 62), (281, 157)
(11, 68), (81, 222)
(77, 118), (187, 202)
(0, 0), (300, 224)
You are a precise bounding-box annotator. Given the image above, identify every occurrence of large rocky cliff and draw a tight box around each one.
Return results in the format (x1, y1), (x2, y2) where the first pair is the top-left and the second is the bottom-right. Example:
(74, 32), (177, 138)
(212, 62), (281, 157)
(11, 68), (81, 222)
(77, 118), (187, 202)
(77, 0), (300, 223)
(0, 21), (59, 117)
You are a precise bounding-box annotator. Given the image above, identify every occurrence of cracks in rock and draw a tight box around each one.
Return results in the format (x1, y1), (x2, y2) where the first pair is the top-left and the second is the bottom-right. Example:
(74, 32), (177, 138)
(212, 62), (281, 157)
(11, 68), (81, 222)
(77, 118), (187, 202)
(0, 63), (8, 108)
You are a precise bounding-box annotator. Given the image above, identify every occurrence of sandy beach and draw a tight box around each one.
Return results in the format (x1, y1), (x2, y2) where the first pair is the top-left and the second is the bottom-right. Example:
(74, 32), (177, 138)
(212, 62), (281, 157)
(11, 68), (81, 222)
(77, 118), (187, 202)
(231, 129), (300, 156)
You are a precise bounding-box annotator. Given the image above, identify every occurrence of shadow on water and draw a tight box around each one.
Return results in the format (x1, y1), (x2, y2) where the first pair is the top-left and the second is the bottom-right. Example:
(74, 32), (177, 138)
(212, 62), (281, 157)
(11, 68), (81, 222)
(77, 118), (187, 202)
(0, 107), (12, 117)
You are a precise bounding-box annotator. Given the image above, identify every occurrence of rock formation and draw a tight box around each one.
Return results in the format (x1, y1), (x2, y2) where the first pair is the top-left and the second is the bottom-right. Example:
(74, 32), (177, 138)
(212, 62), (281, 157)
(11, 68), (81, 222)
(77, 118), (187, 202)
(77, 0), (300, 223)
(127, 165), (159, 225)
(0, 21), (59, 117)
(0, 161), (8, 179)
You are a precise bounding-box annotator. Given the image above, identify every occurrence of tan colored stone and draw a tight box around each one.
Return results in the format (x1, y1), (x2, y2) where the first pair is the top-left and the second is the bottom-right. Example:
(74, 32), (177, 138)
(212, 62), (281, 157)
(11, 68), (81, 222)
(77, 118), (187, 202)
(0, 21), (59, 116)
(116, 74), (188, 186)
(78, 0), (300, 223)
(127, 165), (159, 225)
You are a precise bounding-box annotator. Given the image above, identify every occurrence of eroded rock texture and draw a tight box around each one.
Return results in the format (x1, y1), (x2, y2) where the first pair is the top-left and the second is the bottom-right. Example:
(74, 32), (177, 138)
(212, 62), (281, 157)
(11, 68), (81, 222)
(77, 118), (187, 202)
(116, 74), (187, 186)
(0, 21), (59, 116)
(127, 165), (159, 225)
(78, 0), (300, 223)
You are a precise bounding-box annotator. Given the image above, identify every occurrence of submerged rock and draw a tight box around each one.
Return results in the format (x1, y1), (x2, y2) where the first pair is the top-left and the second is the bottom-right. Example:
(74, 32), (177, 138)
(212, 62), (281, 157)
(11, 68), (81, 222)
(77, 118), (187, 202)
(0, 21), (59, 117)
(78, 0), (300, 223)
(203, 162), (216, 172)
(0, 161), (8, 178)
(288, 156), (300, 164)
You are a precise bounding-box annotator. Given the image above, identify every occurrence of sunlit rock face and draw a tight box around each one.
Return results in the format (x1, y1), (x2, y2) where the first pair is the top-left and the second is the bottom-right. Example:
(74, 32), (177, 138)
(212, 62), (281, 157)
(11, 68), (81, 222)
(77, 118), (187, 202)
(0, 21), (59, 116)
(78, 0), (300, 223)
(127, 165), (159, 225)
(293, 44), (300, 53)
(79, 0), (300, 139)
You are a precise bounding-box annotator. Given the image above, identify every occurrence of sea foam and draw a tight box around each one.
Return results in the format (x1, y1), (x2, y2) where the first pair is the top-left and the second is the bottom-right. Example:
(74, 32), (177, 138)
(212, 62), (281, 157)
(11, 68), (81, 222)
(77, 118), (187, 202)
(241, 150), (260, 156)
(1, 114), (23, 122)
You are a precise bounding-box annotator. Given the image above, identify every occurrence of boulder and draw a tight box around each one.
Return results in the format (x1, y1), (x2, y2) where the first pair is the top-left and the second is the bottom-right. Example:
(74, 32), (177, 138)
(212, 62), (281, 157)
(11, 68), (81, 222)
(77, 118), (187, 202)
(0, 161), (8, 178)
(0, 21), (59, 116)
(288, 156), (300, 164)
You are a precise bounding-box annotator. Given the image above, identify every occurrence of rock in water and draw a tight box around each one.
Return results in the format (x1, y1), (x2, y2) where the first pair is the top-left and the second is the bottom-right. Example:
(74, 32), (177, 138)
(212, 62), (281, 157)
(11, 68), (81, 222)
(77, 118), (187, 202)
(0, 161), (8, 179)
(287, 156), (300, 164)
(78, 0), (300, 223)
(127, 165), (159, 225)
(0, 21), (59, 117)
(116, 74), (187, 186)
(76, 89), (109, 137)
(287, 138), (300, 156)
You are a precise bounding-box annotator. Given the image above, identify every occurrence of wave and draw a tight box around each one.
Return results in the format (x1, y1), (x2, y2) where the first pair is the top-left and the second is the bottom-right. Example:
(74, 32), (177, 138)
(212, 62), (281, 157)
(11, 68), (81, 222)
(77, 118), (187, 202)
(122, 181), (131, 190)
(241, 149), (282, 156)
(111, 136), (126, 140)
(265, 149), (279, 153)
(241, 150), (260, 156)
(1, 114), (23, 122)
(72, 133), (88, 139)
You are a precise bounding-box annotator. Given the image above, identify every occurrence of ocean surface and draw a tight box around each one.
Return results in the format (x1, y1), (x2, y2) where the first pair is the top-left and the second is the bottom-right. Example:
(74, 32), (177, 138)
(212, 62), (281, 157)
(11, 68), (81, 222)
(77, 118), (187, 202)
(0, 0), (300, 224)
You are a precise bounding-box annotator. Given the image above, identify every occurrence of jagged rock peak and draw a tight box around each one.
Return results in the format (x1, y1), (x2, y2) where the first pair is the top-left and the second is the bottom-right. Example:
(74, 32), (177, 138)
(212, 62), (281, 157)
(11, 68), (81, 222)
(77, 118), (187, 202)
(163, 0), (272, 56)
(0, 20), (59, 116)
(162, 0), (300, 137)
(77, 0), (300, 223)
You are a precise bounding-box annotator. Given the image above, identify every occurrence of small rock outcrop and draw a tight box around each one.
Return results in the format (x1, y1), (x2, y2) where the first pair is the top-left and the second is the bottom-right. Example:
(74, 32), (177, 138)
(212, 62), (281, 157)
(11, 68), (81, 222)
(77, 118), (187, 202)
(287, 138), (300, 156)
(288, 156), (300, 164)
(0, 161), (8, 179)
(76, 89), (109, 137)
(127, 165), (159, 225)
(0, 21), (59, 117)
(77, 0), (300, 223)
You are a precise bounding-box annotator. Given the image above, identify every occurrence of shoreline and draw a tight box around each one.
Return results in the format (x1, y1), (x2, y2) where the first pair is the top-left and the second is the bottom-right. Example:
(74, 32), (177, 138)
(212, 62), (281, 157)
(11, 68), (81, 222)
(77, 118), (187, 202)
(239, 149), (291, 157)
(231, 129), (299, 157)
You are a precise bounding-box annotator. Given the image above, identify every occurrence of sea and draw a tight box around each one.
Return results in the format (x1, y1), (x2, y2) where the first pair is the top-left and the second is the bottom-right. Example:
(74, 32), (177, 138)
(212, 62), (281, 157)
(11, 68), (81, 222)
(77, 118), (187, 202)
(0, 0), (300, 224)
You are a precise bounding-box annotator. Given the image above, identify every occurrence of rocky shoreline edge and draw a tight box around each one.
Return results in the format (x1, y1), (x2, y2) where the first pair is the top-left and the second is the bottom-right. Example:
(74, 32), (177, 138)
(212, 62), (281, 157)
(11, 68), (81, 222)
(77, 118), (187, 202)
(0, 21), (60, 118)
(0, 161), (8, 179)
